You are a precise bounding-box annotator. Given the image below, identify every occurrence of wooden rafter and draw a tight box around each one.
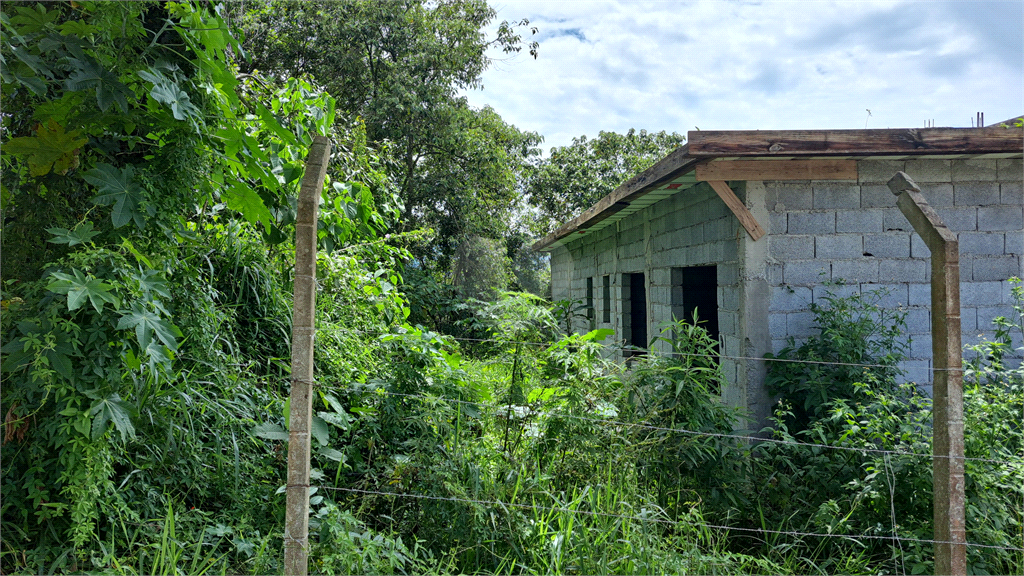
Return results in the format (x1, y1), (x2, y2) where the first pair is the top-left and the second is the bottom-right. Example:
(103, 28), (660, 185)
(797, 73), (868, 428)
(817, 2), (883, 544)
(707, 180), (765, 241)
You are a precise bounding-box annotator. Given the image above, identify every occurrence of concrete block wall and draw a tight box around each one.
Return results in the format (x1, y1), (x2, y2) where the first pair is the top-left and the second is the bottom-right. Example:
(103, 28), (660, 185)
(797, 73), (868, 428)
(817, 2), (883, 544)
(559, 182), (743, 372)
(765, 157), (1024, 389)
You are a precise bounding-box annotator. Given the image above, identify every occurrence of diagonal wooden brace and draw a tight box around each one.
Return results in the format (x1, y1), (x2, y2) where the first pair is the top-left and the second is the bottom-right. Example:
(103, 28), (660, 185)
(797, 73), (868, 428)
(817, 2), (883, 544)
(706, 180), (765, 241)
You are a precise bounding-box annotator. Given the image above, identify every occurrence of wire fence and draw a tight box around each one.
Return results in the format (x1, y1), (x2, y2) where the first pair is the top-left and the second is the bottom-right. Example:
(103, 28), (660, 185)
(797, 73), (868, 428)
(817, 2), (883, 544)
(285, 324), (1024, 560)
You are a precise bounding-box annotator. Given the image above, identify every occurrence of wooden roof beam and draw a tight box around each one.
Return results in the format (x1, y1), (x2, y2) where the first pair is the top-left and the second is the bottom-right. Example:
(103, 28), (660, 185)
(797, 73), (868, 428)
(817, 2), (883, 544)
(696, 159), (857, 181)
(688, 126), (1024, 157)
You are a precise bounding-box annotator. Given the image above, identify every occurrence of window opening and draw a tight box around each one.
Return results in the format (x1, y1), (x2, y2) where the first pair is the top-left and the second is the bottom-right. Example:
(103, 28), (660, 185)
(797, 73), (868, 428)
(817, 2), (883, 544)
(671, 265), (720, 342)
(622, 272), (648, 353)
(602, 275), (611, 323)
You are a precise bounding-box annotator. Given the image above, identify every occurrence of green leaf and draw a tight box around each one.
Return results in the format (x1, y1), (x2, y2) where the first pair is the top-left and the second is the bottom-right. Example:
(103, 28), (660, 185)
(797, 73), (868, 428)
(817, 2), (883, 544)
(116, 304), (181, 352)
(317, 410), (351, 431)
(252, 422), (289, 441)
(47, 269), (118, 313)
(65, 57), (131, 113)
(83, 163), (146, 229)
(3, 119), (87, 176)
(311, 415), (330, 446)
(223, 182), (272, 232)
(46, 221), (99, 246)
(88, 393), (137, 441)
(149, 80), (200, 122)
(317, 447), (345, 462)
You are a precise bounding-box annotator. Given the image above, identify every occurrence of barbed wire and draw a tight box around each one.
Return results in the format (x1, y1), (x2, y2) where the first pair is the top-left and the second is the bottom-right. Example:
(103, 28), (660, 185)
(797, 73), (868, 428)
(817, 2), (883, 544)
(315, 388), (1022, 466)
(309, 485), (1024, 553)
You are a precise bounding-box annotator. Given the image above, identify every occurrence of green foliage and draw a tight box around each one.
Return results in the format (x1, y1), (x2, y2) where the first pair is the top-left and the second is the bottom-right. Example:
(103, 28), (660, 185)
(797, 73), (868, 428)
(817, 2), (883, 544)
(765, 284), (909, 431)
(526, 128), (686, 234)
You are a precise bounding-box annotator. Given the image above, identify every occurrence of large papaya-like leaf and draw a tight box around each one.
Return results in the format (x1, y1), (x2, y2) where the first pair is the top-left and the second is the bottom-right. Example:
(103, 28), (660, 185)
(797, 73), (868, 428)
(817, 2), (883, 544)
(83, 163), (146, 229)
(3, 119), (87, 176)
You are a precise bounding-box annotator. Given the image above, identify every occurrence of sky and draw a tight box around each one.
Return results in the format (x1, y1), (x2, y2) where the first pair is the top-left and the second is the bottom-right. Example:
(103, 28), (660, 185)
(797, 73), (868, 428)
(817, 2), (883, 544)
(464, 0), (1024, 153)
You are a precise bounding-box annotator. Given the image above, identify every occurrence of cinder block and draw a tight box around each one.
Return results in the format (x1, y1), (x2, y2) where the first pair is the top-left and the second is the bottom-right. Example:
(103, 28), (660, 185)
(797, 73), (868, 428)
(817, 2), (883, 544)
(972, 255), (1022, 281)
(788, 211), (835, 234)
(954, 182), (1001, 206)
(816, 235), (863, 259)
(784, 260), (830, 285)
(813, 282), (859, 303)
(960, 307), (977, 332)
(769, 285), (813, 312)
(767, 263), (784, 285)
(952, 158), (998, 182)
(837, 209), (883, 233)
(899, 360), (932, 386)
(768, 312), (788, 336)
(959, 232), (1005, 256)
(769, 212), (787, 234)
(920, 183), (954, 207)
(960, 258), (972, 282)
(879, 258), (928, 283)
(704, 218), (736, 242)
(787, 311), (817, 337)
(904, 159), (951, 183)
(718, 264), (740, 285)
(768, 182), (814, 210)
(718, 310), (738, 335)
(720, 285), (741, 311)
(864, 233), (910, 258)
(1002, 182), (1023, 205)
(978, 206), (1023, 231)
(935, 207), (978, 232)
(832, 259), (879, 283)
(909, 283), (930, 306)
(883, 207), (912, 232)
(813, 184), (860, 209)
(977, 305), (1017, 331)
(905, 308), (931, 334)
(961, 281), (1005, 305)
(910, 334), (933, 359)
(858, 160), (905, 184)
(997, 159), (1023, 182)
(1006, 231), (1023, 255)
(770, 235), (814, 260)
(861, 184), (897, 208)
(864, 283), (908, 308)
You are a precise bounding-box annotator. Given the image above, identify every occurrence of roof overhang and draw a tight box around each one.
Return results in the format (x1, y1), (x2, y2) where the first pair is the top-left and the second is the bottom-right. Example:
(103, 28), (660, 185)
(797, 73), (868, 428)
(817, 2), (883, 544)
(532, 126), (1023, 251)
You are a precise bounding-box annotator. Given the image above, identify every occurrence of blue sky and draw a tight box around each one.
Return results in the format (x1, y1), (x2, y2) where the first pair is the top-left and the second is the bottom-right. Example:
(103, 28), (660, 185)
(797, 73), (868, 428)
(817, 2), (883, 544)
(464, 0), (1024, 152)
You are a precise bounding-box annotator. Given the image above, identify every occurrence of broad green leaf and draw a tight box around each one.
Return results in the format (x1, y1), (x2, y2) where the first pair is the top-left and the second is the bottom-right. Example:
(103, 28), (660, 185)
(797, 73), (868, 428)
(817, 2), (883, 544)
(46, 221), (99, 246)
(317, 410), (351, 431)
(223, 182), (272, 232)
(12, 46), (53, 78)
(311, 415), (330, 446)
(88, 393), (137, 441)
(317, 447), (345, 462)
(3, 119), (87, 176)
(134, 269), (170, 299)
(149, 80), (200, 122)
(84, 163), (146, 229)
(47, 269), (118, 313)
(116, 304), (181, 352)
(252, 422), (289, 441)
(65, 57), (131, 113)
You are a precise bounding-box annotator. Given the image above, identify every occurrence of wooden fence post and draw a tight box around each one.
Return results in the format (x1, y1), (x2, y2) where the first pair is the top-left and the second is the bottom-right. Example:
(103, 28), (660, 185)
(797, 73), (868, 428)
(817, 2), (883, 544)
(887, 171), (966, 576)
(284, 135), (332, 576)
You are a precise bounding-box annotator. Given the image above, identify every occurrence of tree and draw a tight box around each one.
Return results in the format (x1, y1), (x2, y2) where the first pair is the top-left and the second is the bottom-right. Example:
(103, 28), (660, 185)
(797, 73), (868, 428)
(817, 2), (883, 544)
(526, 129), (685, 234)
(230, 0), (542, 268)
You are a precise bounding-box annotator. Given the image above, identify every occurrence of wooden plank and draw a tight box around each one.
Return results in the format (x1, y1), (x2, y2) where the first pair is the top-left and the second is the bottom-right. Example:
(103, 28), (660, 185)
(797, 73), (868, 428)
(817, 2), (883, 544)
(688, 126), (1023, 157)
(532, 145), (705, 250)
(707, 180), (765, 241)
(696, 159), (858, 181)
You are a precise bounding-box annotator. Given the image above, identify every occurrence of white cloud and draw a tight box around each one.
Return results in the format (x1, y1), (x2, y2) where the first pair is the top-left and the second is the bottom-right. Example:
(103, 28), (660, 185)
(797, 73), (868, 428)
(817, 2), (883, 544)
(466, 0), (1024, 152)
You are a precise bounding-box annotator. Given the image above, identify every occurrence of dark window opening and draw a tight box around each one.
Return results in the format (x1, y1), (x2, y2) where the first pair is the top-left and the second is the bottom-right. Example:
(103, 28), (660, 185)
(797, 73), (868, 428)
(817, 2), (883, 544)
(585, 277), (595, 328)
(622, 272), (648, 353)
(671, 266), (720, 343)
(602, 275), (611, 323)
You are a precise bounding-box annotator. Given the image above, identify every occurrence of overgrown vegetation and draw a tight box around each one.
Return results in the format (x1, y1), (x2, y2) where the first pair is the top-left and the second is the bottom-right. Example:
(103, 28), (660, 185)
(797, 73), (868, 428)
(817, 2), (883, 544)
(2, 2), (1022, 575)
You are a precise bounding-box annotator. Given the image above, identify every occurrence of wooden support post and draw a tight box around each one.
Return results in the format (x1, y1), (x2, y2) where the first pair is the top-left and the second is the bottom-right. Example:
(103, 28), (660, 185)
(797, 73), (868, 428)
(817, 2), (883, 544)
(284, 135), (332, 576)
(887, 171), (966, 576)
(706, 180), (766, 241)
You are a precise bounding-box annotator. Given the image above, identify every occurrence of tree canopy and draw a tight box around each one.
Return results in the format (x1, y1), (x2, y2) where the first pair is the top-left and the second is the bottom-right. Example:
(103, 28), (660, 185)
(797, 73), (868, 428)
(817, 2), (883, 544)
(526, 129), (685, 234)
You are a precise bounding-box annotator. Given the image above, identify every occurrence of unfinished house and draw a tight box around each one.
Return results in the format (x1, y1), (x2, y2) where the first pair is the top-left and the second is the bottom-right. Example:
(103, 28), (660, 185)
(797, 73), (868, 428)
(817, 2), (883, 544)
(533, 125), (1024, 427)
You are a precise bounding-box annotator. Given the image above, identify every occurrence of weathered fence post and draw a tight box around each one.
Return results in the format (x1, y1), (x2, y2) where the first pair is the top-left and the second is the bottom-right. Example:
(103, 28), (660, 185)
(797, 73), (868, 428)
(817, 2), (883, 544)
(284, 135), (332, 576)
(887, 171), (966, 576)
